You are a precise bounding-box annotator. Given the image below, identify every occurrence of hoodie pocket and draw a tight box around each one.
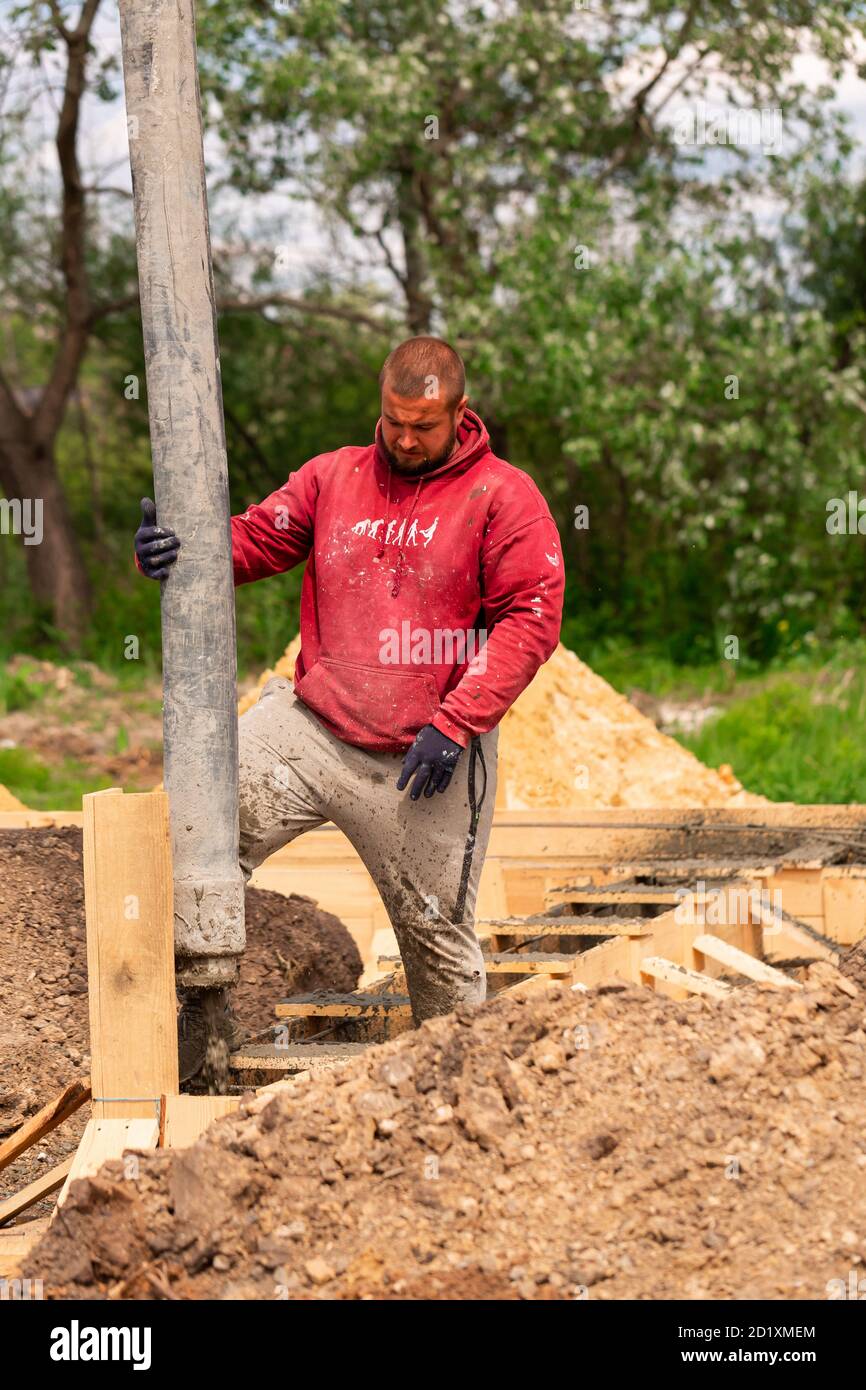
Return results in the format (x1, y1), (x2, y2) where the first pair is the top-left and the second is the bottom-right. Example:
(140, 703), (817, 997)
(295, 656), (440, 749)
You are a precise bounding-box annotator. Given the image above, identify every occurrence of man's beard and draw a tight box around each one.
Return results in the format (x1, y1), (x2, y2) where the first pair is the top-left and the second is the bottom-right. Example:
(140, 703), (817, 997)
(381, 425), (457, 476)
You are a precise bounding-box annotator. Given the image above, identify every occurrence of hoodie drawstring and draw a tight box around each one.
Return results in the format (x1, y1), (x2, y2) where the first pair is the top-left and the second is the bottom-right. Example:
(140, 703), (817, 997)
(376, 474), (424, 598)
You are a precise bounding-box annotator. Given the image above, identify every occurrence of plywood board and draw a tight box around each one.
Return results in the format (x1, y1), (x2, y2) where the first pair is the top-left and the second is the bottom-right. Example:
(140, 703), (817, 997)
(55, 1117), (159, 1212)
(83, 789), (178, 1119)
(822, 874), (866, 945)
(162, 1095), (239, 1149)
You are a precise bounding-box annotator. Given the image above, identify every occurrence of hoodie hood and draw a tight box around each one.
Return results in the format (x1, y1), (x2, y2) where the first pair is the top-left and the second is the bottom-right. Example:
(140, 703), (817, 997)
(373, 406), (491, 481)
(372, 408), (492, 597)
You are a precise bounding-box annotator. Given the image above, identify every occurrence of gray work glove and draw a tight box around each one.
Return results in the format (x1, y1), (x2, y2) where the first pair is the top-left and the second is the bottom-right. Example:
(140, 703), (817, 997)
(397, 723), (463, 800)
(135, 497), (180, 580)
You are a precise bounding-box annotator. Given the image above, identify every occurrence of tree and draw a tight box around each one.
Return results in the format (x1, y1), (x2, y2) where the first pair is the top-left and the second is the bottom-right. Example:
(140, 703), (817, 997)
(198, 0), (866, 335)
(0, 0), (106, 639)
(0, 0), (391, 642)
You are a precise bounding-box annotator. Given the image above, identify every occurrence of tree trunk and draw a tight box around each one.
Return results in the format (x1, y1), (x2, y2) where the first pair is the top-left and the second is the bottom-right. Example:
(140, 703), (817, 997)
(396, 166), (434, 334)
(0, 433), (91, 643)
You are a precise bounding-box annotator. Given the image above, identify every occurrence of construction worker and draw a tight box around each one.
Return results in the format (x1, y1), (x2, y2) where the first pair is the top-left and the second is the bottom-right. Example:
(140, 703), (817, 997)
(135, 337), (564, 1079)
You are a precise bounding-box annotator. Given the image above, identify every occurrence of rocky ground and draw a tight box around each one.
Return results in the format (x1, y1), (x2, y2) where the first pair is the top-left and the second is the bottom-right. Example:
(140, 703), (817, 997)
(0, 828), (361, 1215)
(22, 951), (866, 1301)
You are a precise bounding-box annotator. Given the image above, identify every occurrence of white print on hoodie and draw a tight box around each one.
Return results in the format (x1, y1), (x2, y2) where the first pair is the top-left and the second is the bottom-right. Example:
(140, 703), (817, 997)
(350, 516), (439, 547)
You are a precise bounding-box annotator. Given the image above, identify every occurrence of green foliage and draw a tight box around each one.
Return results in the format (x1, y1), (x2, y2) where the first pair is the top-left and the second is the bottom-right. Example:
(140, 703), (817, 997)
(0, 746), (116, 810)
(0, 666), (42, 715)
(681, 666), (866, 803)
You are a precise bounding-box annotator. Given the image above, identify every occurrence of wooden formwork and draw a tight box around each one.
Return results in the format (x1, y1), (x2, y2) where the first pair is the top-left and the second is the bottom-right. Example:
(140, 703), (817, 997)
(4, 804), (865, 960)
(0, 791), (245, 1276)
(232, 805), (865, 1072)
(188, 805), (866, 961)
(3, 800), (865, 1260)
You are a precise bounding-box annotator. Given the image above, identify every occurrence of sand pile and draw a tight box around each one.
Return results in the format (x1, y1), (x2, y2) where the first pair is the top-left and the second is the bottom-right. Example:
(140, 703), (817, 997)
(0, 783), (27, 811)
(239, 640), (764, 809)
(238, 636), (303, 718)
(27, 957), (866, 1300)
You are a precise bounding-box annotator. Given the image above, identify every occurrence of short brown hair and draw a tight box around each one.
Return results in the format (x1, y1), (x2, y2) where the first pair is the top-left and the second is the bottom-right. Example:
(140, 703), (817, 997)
(379, 336), (466, 408)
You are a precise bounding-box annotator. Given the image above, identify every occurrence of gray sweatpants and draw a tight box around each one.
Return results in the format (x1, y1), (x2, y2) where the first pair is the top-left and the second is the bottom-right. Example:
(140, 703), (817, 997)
(237, 676), (497, 1022)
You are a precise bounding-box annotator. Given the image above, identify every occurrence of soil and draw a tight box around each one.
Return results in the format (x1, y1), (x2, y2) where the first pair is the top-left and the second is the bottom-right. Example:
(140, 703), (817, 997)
(839, 935), (866, 992)
(0, 828), (361, 1216)
(23, 955), (866, 1301)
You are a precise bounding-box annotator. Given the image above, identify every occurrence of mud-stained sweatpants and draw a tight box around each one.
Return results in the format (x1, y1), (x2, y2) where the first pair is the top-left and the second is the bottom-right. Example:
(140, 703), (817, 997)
(237, 676), (498, 1023)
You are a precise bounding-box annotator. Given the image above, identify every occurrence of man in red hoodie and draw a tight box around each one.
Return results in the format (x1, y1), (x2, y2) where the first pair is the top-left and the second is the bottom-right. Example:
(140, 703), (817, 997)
(136, 337), (564, 1076)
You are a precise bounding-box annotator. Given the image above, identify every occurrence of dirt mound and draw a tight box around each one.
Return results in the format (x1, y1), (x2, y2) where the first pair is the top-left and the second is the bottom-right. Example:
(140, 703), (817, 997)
(236, 888), (362, 1038)
(497, 644), (766, 809)
(840, 936), (866, 992)
(238, 636), (302, 717)
(28, 957), (866, 1300)
(239, 639), (765, 809)
(0, 829), (361, 1213)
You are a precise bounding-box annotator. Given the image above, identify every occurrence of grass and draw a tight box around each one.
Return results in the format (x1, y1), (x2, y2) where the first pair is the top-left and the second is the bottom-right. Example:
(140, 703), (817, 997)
(0, 747), (118, 811)
(0, 665), (43, 716)
(679, 671), (866, 803)
(578, 638), (866, 804)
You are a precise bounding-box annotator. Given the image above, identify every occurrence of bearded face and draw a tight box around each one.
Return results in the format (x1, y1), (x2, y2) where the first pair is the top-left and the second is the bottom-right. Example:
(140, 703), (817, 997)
(379, 384), (465, 475)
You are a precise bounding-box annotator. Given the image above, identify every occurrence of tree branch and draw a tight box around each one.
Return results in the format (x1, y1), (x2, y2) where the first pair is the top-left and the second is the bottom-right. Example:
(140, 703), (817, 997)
(216, 292), (388, 334)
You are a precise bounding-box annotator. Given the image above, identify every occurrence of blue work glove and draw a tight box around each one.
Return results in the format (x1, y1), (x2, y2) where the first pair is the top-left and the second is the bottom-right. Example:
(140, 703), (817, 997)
(397, 723), (463, 800)
(135, 497), (180, 580)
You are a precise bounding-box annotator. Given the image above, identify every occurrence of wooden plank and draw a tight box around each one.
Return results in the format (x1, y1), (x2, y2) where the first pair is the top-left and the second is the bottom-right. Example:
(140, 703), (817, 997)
(0, 1079), (91, 1174)
(477, 860), (509, 920)
(480, 953), (576, 975)
(0, 1216), (50, 1278)
(0, 1218), (50, 1280)
(752, 901), (839, 963)
(692, 933), (801, 990)
(376, 951), (576, 975)
(822, 874), (866, 945)
(0, 1156), (73, 1226)
(547, 885), (684, 905)
(0, 811), (84, 830)
(83, 789), (178, 1119)
(275, 993), (411, 1018)
(161, 1095), (239, 1149)
(764, 869), (824, 919)
(499, 864), (586, 917)
(476, 916), (648, 938)
(640, 957), (732, 1000)
(232, 1043), (369, 1072)
(55, 1117), (159, 1212)
(546, 935), (631, 990)
(0, 1218), (49, 1253)
(5, 804), (866, 844)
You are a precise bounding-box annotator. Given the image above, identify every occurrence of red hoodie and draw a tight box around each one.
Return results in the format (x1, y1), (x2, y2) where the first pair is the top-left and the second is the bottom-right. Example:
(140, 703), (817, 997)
(231, 409), (564, 753)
